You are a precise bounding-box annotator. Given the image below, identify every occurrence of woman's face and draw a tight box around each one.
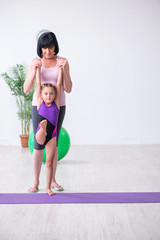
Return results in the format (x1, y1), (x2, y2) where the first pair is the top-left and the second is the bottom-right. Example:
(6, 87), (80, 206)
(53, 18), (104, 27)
(41, 45), (55, 59)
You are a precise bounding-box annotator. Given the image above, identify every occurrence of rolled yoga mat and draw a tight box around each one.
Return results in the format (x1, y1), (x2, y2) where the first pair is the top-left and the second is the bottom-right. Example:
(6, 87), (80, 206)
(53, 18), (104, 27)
(0, 192), (160, 204)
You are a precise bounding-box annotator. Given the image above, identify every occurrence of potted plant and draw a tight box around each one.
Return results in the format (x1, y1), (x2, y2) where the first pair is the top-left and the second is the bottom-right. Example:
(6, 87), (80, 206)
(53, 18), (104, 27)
(1, 64), (34, 147)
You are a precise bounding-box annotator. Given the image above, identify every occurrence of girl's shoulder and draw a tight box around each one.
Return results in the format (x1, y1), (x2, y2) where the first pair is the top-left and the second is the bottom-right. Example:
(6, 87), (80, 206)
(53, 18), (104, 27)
(37, 99), (44, 110)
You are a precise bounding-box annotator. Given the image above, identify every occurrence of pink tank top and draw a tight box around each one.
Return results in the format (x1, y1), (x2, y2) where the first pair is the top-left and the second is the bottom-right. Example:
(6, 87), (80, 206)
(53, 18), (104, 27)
(32, 65), (66, 106)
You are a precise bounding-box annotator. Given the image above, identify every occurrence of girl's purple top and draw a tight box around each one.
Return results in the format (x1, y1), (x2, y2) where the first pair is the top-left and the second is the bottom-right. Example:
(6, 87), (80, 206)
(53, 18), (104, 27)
(38, 101), (60, 126)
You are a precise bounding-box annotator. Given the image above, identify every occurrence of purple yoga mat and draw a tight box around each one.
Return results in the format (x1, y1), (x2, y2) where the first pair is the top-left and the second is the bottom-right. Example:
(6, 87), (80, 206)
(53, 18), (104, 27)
(0, 192), (160, 204)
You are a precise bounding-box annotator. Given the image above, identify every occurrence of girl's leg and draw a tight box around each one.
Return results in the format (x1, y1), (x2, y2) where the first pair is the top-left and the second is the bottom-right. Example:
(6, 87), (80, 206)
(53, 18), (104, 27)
(29, 106), (44, 192)
(46, 138), (57, 196)
(36, 120), (47, 145)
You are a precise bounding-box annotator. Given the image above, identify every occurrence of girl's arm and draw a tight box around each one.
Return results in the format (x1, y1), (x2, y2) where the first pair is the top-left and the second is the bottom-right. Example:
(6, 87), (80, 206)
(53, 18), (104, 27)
(35, 67), (42, 109)
(23, 57), (42, 94)
(54, 67), (63, 109)
(57, 58), (72, 93)
(63, 60), (72, 93)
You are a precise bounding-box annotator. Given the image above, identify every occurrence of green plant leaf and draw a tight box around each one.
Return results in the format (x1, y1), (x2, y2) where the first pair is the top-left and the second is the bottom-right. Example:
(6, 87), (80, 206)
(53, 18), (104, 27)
(1, 64), (33, 136)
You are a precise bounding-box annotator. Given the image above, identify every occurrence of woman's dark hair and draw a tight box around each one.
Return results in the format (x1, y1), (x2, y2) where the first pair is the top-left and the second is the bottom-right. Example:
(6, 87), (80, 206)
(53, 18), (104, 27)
(37, 32), (59, 58)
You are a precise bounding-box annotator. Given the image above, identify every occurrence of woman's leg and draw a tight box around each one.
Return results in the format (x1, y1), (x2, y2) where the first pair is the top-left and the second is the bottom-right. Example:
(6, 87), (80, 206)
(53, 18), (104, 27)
(46, 138), (57, 196)
(51, 106), (66, 190)
(51, 147), (58, 185)
(28, 149), (43, 192)
(32, 149), (43, 187)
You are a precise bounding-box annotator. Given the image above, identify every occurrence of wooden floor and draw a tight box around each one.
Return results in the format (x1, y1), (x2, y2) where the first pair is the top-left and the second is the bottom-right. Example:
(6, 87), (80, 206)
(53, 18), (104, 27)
(0, 145), (160, 240)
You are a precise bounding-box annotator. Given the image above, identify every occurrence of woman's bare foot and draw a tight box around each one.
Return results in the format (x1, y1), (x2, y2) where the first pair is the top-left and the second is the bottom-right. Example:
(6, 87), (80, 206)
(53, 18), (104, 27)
(28, 181), (39, 193)
(51, 181), (64, 191)
(28, 186), (39, 193)
(46, 188), (55, 196)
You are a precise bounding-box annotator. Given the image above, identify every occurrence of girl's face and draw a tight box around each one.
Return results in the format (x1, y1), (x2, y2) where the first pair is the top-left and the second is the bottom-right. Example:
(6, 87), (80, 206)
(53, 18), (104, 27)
(41, 86), (56, 106)
(41, 45), (55, 59)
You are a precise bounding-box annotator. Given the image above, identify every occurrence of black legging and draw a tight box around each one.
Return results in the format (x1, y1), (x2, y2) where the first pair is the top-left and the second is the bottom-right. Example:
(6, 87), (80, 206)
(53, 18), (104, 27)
(32, 105), (66, 150)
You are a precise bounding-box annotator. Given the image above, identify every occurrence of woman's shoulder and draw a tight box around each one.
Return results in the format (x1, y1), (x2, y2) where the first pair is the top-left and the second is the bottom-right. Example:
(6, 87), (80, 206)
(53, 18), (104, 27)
(57, 55), (68, 61)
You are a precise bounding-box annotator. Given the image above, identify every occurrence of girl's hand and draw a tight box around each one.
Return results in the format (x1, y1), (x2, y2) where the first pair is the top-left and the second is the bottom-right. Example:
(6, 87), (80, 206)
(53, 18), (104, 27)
(30, 57), (42, 70)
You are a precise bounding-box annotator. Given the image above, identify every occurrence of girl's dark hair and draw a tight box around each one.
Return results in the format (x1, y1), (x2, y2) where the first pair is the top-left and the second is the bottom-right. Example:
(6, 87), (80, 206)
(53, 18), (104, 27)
(37, 32), (59, 58)
(41, 84), (57, 95)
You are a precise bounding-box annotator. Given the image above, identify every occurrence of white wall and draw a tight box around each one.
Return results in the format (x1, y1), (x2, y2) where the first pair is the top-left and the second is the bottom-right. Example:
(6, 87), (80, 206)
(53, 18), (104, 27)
(0, 0), (160, 145)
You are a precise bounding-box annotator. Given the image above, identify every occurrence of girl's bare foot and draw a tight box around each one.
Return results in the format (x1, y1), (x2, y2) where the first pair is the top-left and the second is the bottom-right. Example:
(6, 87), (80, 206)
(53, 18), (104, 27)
(36, 120), (47, 145)
(40, 120), (47, 133)
(47, 188), (55, 196)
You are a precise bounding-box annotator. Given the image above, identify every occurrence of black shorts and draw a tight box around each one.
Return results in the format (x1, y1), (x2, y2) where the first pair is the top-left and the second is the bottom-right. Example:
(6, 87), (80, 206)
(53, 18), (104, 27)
(32, 106), (66, 150)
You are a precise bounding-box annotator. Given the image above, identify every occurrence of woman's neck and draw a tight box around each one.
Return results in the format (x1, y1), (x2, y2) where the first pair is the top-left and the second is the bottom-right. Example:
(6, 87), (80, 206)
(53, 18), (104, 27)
(42, 56), (57, 68)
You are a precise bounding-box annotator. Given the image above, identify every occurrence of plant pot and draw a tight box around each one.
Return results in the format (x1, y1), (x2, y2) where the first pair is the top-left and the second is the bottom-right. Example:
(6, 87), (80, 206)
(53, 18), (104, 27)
(20, 135), (29, 148)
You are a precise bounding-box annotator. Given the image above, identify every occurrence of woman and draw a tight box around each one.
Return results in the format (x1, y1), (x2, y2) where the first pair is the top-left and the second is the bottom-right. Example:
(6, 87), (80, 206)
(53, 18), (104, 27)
(24, 31), (72, 192)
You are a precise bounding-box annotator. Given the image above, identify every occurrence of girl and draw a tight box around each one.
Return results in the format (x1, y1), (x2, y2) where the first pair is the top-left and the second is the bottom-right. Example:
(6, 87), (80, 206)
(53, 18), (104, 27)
(30, 65), (62, 196)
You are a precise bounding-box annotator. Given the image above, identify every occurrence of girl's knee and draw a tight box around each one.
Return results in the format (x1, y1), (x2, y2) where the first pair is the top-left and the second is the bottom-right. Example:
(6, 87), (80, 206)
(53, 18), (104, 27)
(46, 159), (53, 168)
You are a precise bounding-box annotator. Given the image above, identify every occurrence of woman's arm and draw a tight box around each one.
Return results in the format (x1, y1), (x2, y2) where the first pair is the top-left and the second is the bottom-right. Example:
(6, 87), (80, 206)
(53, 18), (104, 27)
(23, 57), (42, 94)
(35, 67), (42, 109)
(57, 58), (72, 93)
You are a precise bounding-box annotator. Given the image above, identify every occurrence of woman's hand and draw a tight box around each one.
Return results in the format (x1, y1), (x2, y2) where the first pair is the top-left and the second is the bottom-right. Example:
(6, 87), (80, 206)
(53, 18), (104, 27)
(30, 57), (42, 71)
(24, 58), (42, 94)
(57, 57), (68, 68)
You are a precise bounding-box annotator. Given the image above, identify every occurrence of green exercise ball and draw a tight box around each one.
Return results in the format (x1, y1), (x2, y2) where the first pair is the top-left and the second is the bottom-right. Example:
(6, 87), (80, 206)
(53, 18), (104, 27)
(28, 131), (34, 154)
(57, 127), (70, 161)
(28, 127), (70, 163)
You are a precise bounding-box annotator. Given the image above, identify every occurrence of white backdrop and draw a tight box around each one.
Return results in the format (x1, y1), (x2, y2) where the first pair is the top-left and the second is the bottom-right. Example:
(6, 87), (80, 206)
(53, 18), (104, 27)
(0, 0), (160, 145)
